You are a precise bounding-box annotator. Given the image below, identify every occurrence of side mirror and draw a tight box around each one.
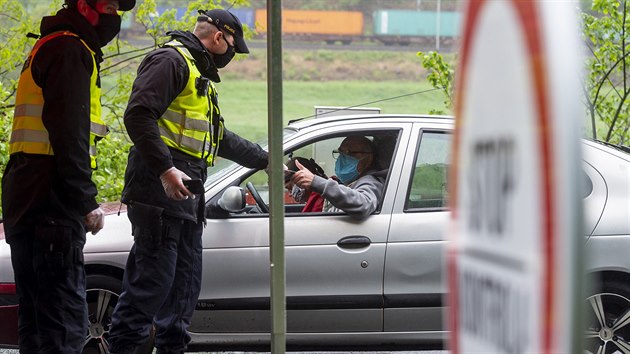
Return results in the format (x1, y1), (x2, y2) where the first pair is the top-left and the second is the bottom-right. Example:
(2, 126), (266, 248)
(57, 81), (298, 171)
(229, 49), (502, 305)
(217, 186), (246, 212)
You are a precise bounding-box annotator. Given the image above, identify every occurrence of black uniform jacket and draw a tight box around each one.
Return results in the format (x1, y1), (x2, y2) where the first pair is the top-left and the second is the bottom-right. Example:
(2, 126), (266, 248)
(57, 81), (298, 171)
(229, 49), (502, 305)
(121, 31), (268, 222)
(1, 9), (103, 240)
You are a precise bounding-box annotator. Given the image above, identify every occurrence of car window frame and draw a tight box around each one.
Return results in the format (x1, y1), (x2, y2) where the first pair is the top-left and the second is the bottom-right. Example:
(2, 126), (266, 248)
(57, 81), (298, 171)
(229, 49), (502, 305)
(403, 129), (452, 213)
(208, 125), (408, 219)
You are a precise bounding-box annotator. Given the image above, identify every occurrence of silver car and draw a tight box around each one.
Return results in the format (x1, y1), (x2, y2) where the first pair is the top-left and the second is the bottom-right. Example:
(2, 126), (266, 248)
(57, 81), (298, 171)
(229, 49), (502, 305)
(0, 114), (628, 354)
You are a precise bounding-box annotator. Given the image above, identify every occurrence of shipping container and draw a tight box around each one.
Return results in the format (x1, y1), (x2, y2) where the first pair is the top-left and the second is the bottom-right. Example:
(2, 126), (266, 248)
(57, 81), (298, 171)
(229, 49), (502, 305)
(255, 9), (364, 43)
(373, 10), (461, 45)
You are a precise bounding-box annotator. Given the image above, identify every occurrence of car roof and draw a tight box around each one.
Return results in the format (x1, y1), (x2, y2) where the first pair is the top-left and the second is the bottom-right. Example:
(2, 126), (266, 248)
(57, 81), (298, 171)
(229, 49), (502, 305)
(286, 113), (454, 131)
(582, 139), (630, 162)
(288, 115), (629, 162)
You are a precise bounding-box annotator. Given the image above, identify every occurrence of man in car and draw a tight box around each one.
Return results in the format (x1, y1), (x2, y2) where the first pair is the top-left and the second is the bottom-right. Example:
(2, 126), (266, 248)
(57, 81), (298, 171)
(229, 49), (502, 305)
(290, 136), (385, 218)
(107, 9), (268, 354)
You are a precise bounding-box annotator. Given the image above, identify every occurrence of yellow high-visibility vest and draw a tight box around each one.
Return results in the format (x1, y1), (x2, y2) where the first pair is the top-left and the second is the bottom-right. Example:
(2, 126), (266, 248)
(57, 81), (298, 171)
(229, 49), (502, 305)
(159, 40), (223, 164)
(9, 30), (108, 170)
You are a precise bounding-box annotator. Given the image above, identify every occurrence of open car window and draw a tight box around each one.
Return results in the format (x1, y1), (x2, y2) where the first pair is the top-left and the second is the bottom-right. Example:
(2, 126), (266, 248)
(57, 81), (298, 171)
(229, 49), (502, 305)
(237, 129), (401, 216)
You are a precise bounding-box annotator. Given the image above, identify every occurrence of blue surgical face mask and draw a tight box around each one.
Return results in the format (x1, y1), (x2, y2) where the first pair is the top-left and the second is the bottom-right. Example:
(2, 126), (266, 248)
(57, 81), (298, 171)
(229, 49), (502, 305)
(335, 154), (360, 185)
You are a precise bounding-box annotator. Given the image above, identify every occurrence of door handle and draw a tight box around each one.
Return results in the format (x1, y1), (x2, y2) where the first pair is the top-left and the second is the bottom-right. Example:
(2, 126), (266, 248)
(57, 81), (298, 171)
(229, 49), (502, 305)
(337, 235), (371, 249)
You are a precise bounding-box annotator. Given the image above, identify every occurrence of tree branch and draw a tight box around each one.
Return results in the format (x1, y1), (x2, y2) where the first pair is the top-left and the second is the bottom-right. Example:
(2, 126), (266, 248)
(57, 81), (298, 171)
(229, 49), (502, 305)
(606, 87), (630, 141)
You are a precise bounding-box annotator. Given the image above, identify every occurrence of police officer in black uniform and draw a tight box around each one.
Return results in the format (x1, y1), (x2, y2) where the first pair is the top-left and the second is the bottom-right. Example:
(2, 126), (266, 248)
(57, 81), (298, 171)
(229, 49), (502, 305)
(1, 0), (135, 352)
(107, 9), (268, 354)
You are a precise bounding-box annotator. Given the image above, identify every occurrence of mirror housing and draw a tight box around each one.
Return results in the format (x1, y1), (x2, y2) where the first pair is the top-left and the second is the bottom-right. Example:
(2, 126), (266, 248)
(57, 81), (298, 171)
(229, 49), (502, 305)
(217, 186), (246, 212)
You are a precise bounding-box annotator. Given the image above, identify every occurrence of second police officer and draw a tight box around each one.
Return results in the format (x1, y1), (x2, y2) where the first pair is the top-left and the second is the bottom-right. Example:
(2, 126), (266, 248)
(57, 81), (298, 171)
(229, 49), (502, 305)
(107, 9), (269, 354)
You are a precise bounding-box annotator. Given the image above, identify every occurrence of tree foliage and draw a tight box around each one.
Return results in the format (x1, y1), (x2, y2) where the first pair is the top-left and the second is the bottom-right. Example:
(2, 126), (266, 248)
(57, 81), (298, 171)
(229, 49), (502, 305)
(419, 0), (630, 146)
(417, 51), (454, 115)
(0, 0), (247, 216)
(582, 0), (630, 144)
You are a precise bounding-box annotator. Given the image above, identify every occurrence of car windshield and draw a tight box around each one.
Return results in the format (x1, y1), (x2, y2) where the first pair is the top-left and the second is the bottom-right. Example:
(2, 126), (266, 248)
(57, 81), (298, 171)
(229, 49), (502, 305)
(206, 127), (299, 185)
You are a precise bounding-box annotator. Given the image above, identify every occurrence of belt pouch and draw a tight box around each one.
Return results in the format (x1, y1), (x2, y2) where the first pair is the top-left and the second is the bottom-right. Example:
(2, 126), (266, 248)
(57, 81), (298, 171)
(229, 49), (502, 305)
(128, 202), (165, 249)
(34, 218), (73, 271)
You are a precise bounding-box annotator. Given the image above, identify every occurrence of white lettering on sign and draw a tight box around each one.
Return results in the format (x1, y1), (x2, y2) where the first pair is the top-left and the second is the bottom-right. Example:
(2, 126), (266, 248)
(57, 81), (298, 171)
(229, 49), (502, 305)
(467, 138), (515, 237)
(460, 269), (530, 354)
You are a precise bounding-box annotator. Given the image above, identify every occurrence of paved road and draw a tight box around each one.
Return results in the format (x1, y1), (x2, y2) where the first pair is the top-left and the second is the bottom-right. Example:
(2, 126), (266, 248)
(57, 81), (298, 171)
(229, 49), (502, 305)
(0, 350), (448, 354)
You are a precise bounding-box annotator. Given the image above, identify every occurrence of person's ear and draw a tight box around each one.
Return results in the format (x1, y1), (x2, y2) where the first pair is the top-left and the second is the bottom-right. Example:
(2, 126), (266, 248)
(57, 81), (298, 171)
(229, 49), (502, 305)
(213, 31), (224, 46)
(77, 0), (99, 26)
(358, 154), (373, 173)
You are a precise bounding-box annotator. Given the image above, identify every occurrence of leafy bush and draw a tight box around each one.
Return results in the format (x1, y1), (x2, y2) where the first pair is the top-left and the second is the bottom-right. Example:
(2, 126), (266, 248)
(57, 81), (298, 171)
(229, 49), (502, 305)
(419, 0), (630, 146)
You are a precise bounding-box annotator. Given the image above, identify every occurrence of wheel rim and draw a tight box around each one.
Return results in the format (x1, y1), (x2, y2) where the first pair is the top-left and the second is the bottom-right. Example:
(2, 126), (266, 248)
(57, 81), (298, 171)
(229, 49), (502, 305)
(585, 292), (630, 354)
(83, 288), (119, 354)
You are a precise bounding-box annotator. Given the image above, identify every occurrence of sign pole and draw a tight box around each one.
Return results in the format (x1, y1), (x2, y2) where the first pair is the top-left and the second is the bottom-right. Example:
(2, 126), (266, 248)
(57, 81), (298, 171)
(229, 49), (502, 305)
(267, 0), (286, 353)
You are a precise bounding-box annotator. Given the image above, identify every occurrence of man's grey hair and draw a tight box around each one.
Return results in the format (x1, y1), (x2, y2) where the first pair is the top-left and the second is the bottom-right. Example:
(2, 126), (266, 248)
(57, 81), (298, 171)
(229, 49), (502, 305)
(194, 20), (219, 39)
(194, 19), (234, 42)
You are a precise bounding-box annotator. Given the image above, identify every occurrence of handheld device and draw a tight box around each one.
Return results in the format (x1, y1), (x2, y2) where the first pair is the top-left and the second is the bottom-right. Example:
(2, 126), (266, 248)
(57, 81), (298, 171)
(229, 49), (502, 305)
(183, 179), (205, 194)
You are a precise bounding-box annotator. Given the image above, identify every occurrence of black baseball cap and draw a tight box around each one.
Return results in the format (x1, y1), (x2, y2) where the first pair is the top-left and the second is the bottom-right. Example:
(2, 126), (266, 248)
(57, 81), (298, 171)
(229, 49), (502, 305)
(73, 0), (135, 11)
(197, 9), (249, 54)
(117, 0), (135, 11)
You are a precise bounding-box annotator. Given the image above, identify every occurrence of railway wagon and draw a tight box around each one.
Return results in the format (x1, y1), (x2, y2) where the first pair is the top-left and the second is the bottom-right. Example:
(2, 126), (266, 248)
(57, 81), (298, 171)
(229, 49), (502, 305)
(373, 9), (462, 46)
(119, 7), (462, 47)
(255, 9), (364, 44)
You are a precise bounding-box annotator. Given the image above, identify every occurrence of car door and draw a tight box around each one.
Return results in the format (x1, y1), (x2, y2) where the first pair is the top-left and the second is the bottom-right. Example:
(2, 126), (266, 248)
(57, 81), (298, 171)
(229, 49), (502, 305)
(384, 123), (453, 334)
(190, 122), (412, 334)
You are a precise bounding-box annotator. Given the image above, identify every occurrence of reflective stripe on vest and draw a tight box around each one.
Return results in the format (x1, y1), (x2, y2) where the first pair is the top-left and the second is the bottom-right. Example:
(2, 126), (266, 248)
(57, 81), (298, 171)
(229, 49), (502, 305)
(9, 31), (108, 169)
(159, 40), (223, 164)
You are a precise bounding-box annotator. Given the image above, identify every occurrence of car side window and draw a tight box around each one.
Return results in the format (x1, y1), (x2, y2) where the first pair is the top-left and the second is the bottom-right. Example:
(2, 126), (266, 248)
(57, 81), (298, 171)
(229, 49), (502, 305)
(405, 131), (452, 211)
(239, 130), (400, 214)
(239, 137), (347, 211)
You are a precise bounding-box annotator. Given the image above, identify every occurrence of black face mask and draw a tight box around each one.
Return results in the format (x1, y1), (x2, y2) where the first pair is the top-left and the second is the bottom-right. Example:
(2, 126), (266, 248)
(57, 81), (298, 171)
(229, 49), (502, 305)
(95, 13), (121, 47)
(212, 37), (235, 68)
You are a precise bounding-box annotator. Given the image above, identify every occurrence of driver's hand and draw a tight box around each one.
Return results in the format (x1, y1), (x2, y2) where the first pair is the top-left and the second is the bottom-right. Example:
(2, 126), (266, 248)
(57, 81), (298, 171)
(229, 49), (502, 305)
(291, 160), (314, 189)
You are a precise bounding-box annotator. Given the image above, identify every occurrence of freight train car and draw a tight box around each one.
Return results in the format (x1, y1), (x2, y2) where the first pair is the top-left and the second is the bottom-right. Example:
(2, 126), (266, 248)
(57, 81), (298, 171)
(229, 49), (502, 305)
(373, 10), (461, 46)
(254, 8), (460, 46)
(120, 7), (462, 47)
(255, 9), (364, 45)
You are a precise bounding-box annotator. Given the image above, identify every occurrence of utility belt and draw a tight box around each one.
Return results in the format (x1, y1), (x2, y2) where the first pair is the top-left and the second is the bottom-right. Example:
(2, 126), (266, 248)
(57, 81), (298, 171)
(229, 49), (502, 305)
(128, 201), (185, 253)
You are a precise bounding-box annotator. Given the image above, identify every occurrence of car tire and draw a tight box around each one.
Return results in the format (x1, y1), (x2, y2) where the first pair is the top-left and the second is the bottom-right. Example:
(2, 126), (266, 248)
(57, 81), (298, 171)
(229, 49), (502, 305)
(84, 274), (155, 354)
(584, 278), (630, 354)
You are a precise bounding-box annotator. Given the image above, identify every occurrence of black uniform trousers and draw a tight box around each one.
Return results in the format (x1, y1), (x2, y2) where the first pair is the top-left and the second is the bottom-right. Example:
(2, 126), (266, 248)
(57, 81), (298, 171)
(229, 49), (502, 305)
(8, 219), (87, 354)
(108, 209), (203, 354)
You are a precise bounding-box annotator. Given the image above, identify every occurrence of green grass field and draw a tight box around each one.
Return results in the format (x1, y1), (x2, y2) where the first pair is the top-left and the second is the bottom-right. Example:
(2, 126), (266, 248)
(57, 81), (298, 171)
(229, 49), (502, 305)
(215, 79), (450, 142)
(101, 46), (451, 143)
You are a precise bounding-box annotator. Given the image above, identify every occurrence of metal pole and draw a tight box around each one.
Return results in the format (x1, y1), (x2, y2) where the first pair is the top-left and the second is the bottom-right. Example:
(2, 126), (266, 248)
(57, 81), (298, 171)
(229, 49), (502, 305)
(267, 0), (286, 353)
(436, 0), (441, 51)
